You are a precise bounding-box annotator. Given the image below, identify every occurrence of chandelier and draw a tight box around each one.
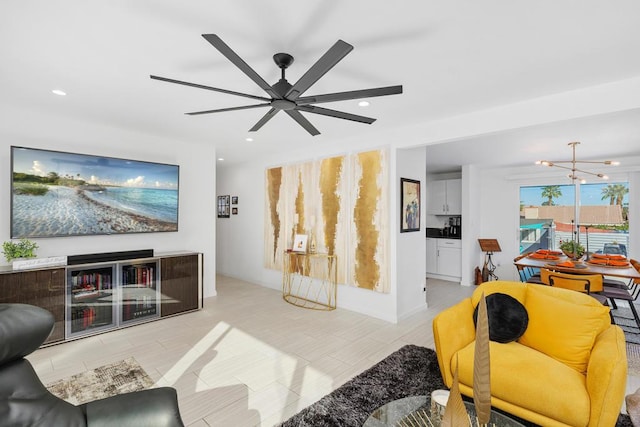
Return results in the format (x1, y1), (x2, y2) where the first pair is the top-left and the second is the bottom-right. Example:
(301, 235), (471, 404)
(535, 141), (619, 183)
(535, 141), (620, 253)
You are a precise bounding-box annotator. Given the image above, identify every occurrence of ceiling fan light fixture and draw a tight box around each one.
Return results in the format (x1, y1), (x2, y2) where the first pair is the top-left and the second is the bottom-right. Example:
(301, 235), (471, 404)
(151, 34), (402, 136)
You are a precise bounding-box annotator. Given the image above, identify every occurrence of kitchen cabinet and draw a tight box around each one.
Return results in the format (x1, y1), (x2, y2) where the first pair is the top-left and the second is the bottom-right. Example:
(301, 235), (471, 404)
(426, 238), (437, 274)
(426, 238), (461, 280)
(427, 179), (461, 215)
(437, 239), (462, 277)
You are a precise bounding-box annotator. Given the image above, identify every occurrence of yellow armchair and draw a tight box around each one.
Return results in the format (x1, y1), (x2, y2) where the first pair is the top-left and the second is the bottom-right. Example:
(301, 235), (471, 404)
(433, 281), (627, 427)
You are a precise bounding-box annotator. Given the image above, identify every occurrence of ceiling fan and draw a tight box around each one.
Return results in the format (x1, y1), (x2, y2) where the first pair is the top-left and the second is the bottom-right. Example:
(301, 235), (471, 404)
(150, 34), (403, 136)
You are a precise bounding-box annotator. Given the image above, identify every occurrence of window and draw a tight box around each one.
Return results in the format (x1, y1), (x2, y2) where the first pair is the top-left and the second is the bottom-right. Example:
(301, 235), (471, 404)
(519, 182), (629, 255)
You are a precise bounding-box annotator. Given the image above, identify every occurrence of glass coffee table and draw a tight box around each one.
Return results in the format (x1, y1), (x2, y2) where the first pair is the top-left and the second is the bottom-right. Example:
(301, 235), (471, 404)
(364, 395), (525, 427)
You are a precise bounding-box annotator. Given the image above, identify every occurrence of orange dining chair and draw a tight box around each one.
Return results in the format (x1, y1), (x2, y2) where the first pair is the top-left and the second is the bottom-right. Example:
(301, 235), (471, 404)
(540, 269), (610, 306)
(608, 258), (640, 292)
(590, 257), (637, 290)
(598, 260), (640, 330)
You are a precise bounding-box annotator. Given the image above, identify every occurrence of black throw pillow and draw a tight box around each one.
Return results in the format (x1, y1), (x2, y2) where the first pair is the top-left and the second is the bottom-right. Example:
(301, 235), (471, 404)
(473, 293), (528, 343)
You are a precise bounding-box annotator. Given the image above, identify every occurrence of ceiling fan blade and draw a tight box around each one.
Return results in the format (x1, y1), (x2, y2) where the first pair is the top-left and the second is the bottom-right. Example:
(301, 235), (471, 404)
(285, 40), (354, 101)
(150, 75), (271, 102)
(296, 85), (403, 105)
(249, 108), (279, 132)
(202, 34), (281, 99)
(296, 105), (376, 124)
(285, 109), (320, 136)
(186, 103), (271, 116)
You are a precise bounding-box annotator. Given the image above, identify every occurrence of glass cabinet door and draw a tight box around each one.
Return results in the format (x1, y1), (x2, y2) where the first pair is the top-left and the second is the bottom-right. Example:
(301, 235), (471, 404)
(120, 261), (160, 325)
(66, 264), (116, 338)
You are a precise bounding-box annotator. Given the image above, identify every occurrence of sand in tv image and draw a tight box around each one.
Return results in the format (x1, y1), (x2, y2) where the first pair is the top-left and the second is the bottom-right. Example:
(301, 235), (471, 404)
(11, 147), (179, 238)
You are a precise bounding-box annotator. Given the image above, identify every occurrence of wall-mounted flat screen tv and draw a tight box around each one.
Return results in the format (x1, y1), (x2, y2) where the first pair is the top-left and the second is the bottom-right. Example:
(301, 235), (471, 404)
(11, 146), (179, 238)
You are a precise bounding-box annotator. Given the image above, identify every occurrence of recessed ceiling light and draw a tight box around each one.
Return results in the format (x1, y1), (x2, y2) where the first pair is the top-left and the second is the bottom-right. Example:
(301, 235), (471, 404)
(245, 137), (254, 142)
(358, 101), (370, 107)
(218, 158), (224, 161)
(52, 89), (67, 96)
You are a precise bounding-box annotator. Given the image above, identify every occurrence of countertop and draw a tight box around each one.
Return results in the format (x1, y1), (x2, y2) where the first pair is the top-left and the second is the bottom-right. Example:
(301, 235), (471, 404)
(426, 227), (461, 239)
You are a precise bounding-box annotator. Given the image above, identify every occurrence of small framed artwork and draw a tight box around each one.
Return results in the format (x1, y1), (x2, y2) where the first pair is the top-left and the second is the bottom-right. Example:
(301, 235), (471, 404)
(232, 196), (238, 205)
(292, 234), (308, 252)
(217, 195), (230, 218)
(400, 178), (420, 232)
(232, 207), (238, 215)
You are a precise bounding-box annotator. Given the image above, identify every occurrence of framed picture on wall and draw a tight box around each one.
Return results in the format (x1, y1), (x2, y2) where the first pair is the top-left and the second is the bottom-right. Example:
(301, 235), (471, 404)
(400, 178), (420, 232)
(232, 207), (238, 215)
(217, 195), (230, 218)
(232, 196), (238, 205)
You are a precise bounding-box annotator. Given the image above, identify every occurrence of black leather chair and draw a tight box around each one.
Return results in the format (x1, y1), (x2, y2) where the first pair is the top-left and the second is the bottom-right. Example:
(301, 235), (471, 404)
(0, 303), (184, 427)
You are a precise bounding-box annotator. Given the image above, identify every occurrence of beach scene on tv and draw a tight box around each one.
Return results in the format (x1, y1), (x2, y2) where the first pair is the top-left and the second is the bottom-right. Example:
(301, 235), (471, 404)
(11, 147), (179, 238)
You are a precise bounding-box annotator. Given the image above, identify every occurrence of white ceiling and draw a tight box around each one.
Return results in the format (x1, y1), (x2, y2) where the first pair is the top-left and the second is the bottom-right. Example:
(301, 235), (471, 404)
(2, 1), (640, 167)
(423, 108), (640, 174)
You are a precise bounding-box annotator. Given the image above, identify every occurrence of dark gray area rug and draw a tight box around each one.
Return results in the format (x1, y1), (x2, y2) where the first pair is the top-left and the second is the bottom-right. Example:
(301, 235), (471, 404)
(279, 344), (633, 427)
(611, 305), (640, 344)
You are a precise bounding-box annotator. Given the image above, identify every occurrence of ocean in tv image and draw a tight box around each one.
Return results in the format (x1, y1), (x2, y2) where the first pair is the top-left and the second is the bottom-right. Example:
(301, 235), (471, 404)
(11, 147), (179, 238)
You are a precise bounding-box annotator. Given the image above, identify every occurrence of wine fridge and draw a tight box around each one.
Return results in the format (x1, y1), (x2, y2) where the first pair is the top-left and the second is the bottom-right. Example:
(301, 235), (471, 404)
(66, 259), (160, 339)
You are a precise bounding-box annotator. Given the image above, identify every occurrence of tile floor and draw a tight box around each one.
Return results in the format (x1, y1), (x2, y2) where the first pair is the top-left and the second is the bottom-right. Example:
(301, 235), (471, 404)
(27, 276), (635, 426)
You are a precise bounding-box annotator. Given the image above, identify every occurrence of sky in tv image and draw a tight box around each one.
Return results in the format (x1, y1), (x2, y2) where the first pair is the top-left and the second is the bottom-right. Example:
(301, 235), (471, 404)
(11, 147), (179, 238)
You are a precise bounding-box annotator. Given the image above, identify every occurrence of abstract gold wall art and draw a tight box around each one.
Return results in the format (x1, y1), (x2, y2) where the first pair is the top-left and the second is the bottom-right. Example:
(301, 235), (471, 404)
(348, 149), (389, 292)
(320, 156), (345, 257)
(264, 149), (388, 293)
(264, 167), (283, 269)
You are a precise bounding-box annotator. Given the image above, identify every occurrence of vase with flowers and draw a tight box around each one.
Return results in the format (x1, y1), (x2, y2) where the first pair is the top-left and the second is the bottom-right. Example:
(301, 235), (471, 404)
(559, 240), (585, 260)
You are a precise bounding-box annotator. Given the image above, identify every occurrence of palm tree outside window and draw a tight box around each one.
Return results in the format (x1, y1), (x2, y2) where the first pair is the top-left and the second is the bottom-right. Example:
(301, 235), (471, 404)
(519, 182), (629, 255)
(541, 185), (562, 206)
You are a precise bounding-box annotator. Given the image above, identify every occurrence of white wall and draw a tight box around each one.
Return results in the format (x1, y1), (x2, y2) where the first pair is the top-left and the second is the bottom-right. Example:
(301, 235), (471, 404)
(216, 144), (427, 322)
(396, 146), (427, 318)
(461, 164), (482, 286)
(215, 162), (281, 287)
(0, 105), (217, 297)
(216, 145), (405, 322)
(630, 172), (640, 258)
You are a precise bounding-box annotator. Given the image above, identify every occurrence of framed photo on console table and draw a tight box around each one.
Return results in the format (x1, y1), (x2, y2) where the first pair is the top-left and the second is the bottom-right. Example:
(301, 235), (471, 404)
(292, 234), (308, 252)
(400, 178), (420, 232)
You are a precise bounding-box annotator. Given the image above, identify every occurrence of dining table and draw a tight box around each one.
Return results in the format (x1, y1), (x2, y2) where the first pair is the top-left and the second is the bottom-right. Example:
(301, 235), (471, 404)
(514, 253), (640, 281)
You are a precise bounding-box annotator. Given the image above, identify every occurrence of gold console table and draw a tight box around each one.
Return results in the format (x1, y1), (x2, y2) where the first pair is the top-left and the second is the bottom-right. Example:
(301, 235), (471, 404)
(282, 252), (337, 310)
